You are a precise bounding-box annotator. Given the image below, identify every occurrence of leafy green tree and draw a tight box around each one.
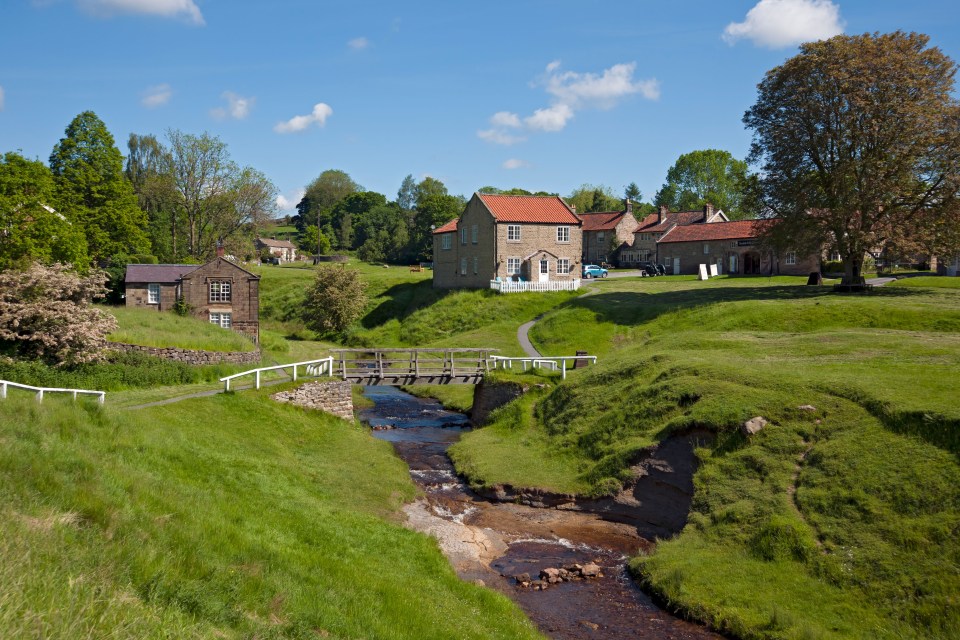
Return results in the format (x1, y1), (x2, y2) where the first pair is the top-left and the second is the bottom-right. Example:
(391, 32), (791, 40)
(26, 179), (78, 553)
(49, 111), (150, 262)
(624, 182), (642, 202)
(0, 152), (88, 270)
(744, 31), (960, 285)
(297, 225), (331, 255)
(126, 133), (181, 261)
(414, 176), (448, 206)
(296, 169), (360, 232)
(328, 191), (388, 249)
(566, 184), (619, 213)
(412, 193), (464, 260)
(654, 149), (750, 218)
(396, 174), (417, 211)
(355, 204), (410, 263)
(302, 265), (368, 335)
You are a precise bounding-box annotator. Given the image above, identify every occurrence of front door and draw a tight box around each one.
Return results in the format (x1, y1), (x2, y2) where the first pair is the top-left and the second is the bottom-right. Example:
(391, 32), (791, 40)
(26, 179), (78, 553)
(539, 259), (549, 282)
(729, 254), (738, 274)
(673, 257), (680, 275)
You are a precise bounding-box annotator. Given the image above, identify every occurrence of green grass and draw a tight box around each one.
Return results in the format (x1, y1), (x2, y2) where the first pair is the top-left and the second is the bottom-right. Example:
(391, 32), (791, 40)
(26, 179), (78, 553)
(104, 305), (257, 352)
(453, 276), (960, 639)
(888, 275), (960, 288)
(0, 391), (542, 639)
(402, 384), (476, 413)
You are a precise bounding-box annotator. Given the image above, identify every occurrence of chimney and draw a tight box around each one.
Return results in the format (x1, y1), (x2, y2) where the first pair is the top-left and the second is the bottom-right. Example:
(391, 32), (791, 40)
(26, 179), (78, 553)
(658, 204), (668, 224)
(625, 198), (633, 215)
(571, 204), (577, 214)
(216, 239), (224, 258)
(704, 203), (714, 219)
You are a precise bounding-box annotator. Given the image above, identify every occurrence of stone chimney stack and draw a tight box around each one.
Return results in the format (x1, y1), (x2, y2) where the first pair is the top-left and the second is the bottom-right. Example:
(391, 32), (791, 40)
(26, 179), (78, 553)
(625, 198), (633, 215)
(571, 204), (577, 215)
(658, 204), (669, 224)
(704, 203), (714, 219)
(216, 239), (224, 258)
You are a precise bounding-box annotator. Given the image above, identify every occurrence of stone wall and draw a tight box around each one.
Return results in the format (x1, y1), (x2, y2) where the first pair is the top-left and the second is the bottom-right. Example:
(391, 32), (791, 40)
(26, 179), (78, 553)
(110, 342), (261, 365)
(471, 379), (527, 426)
(271, 381), (354, 421)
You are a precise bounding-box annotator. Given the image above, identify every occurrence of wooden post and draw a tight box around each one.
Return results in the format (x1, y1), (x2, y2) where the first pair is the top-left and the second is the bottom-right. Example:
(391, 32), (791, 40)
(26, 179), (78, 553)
(562, 358), (567, 380)
(98, 392), (105, 406)
(340, 352), (346, 379)
(377, 351), (384, 378)
(292, 364), (298, 382)
(450, 351), (455, 378)
(414, 351), (420, 379)
(72, 390), (78, 401)
(36, 390), (43, 403)
(255, 370), (261, 390)
(1, 382), (6, 399)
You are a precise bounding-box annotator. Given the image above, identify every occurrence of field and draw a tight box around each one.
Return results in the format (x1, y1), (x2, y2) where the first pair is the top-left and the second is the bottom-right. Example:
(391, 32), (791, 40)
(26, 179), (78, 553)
(451, 275), (960, 639)
(104, 305), (258, 352)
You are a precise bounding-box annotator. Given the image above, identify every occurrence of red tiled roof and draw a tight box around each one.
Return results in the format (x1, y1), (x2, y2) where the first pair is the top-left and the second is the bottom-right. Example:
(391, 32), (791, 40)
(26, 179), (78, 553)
(432, 218), (458, 234)
(477, 193), (580, 224)
(657, 220), (762, 243)
(635, 210), (706, 233)
(579, 211), (624, 231)
(124, 264), (200, 283)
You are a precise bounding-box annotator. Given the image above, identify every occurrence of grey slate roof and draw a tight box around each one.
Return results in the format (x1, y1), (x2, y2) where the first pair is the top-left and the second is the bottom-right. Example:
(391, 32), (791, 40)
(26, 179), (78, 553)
(124, 264), (200, 284)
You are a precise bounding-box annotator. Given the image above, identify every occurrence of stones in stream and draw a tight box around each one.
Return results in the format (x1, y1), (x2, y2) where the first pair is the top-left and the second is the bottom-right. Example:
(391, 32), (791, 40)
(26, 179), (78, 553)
(514, 563), (605, 590)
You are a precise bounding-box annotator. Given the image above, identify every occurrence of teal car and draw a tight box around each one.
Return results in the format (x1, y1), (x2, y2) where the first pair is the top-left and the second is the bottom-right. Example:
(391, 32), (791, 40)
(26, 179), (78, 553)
(582, 264), (608, 278)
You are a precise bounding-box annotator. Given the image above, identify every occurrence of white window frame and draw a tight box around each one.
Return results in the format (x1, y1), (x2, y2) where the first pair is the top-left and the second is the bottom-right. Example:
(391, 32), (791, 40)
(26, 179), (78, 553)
(209, 280), (231, 303)
(557, 258), (570, 275)
(209, 312), (232, 329)
(507, 225), (521, 241)
(471, 224), (478, 244)
(785, 251), (797, 265)
(441, 234), (452, 250)
(507, 258), (521, 275)
(557, 226), (570, 243)
(460, 257), (467, 275)
(147, 283), (160, 304)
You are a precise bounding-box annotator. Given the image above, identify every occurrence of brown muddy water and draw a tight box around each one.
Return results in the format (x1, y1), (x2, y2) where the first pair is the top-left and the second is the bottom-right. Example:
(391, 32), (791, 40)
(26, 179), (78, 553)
(361, 386), (722, 640)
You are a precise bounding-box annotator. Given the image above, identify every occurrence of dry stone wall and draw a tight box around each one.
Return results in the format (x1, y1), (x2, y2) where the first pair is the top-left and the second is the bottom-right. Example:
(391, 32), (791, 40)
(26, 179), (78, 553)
(471, 379), (527, 426)
(271, 381), (354, 421)
(110, 342), (261, 365)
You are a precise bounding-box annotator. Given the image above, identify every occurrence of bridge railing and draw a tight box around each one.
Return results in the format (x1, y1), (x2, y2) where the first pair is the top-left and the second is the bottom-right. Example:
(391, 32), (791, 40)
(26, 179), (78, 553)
(0, 379), (106, 405)
(220, 357), (334, 391)
(489, 355), (597, 380)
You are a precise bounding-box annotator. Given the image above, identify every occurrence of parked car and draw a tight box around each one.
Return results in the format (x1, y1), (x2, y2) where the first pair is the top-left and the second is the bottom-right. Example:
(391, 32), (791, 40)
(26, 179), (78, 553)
(582, 264), (608, 278)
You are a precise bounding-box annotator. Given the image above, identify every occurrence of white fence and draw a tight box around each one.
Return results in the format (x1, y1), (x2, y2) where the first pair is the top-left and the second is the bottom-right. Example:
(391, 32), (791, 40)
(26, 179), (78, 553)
(490, 279), (582, 293)
(489, 355), (597, 380)
(0, 379), (105, 405)
(220, 357), (334, 391)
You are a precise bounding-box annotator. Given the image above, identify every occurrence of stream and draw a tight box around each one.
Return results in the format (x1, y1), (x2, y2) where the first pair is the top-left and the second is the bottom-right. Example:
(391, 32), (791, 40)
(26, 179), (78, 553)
(361, 386), (722, 639)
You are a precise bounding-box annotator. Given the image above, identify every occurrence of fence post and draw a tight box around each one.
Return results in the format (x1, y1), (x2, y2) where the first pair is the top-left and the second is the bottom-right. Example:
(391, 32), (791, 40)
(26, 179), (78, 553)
(562, 358), (567, 380)
(98, 393), (105, 406)
(292, 364), (298, 382)
(1, 382), (6, 399)
(255, 370), (261, 390)
(36, 390), (43, 403)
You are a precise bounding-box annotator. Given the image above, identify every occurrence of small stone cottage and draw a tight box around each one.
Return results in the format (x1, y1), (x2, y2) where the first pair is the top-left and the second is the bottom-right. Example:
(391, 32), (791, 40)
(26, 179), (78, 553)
(124, 255), (260, 342)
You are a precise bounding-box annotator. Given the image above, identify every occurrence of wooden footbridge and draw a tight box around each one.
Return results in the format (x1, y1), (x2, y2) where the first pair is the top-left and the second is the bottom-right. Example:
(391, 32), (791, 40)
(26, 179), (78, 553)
(331, 348), (496, 385)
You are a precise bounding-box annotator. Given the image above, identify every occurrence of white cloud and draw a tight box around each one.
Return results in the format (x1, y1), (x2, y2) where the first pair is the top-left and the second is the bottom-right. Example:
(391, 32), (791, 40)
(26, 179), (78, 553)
(502, 159), (528, 170)
(276, 189), (305, 211)
(477, 129), (526, 145)
(0, 86), (5, 111)
(544, 62), (660, 107)
(141, 83), (172, 108)
(274, 103), (333, 134)
(348, 37), (369, 50)
(77, 0), (204, 25)
(210, 91), (254, 120)
(524, 103), (574, 132)
(478, 60), (658, 144)
(723, 0), (844, 48)
(490, 111), (521, 128)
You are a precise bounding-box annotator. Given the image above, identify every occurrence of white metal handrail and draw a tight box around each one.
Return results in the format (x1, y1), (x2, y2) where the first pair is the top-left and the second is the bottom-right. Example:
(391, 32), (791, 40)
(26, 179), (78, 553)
(489, 355), (597, 380)
(220, 356), (334, 391)
(0, 379), (105, 405)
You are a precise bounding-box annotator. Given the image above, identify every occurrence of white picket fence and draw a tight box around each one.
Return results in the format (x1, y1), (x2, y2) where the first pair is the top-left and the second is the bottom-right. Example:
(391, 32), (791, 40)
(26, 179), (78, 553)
(489, 279), (582, 293)
(220, 357), (334, 391)
(0, 380), (105, 405)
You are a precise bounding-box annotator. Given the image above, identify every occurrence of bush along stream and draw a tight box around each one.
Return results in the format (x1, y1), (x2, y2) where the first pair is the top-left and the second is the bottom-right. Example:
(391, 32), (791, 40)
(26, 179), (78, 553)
(360, 386), (721, 640)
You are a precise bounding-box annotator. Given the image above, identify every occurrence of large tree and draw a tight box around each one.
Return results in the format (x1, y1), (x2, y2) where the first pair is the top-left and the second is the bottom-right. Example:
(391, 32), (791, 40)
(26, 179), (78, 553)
(126, 133), (181, 261)
(0, 152), (88, 270)
(295, 169), (360, 235)
(566, 184), (620, 213)
(654, 149), (750, 218)
(744, 31), (960, 285)
(49, 111), (150, 262)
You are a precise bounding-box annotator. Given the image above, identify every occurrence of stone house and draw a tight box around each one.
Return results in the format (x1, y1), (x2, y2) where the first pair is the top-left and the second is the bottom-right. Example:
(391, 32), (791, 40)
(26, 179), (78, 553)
(656, 219), (819, 276)
(432, 193), (583, 289)
(124, 255), (260, 342)
(619, 204), (729, 266)
(255, 237), (298, 262)
(578, 200), (641, 266)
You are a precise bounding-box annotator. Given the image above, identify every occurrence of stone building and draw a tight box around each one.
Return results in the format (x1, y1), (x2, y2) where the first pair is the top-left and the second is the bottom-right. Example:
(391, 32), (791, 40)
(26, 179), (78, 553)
(578, 200), (641, 266)
(124, 255), (260, 342)
(656, 219), (819, 276)
(432, 193), (583, 289)
(255, 237), (298, 262)
(619, 204), (728, 266)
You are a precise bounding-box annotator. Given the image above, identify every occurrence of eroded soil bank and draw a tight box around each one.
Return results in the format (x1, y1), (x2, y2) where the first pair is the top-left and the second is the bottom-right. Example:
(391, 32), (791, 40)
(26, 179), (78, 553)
(361, 386), (721, 640)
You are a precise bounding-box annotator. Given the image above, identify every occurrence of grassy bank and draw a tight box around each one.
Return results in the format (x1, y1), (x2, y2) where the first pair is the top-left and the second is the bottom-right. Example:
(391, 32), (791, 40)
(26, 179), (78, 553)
(0, 390), (541, 639)
(104, 305), (257, 352)
(452, 277), (960, 639)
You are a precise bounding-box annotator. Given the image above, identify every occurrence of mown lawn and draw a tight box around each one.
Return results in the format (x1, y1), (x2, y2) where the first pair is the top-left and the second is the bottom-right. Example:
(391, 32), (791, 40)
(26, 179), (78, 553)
(0, 390), (542, 639)
(104, 305), (258, 352)
(452, 277), (960, 639)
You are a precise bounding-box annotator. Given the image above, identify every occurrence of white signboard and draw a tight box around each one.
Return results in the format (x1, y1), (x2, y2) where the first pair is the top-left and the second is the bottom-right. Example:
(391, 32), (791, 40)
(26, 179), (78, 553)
(698, 263), (710, 280)
(709, 264), (719, 277)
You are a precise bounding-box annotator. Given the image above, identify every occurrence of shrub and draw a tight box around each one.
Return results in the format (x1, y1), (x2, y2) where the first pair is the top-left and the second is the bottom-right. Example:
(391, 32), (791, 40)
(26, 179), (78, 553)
(302, 265), (368, 335)
(0, 263), (117, 365)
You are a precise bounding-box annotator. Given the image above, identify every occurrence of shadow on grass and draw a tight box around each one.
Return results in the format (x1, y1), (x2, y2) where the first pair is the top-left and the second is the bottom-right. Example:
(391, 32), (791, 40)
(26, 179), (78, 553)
(565, 283), (926, 327)
(361, 280), (447, 329)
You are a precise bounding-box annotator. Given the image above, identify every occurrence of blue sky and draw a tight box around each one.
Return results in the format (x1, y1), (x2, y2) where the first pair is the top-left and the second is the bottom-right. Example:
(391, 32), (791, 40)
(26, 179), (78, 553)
(2, 1), (958, 213)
